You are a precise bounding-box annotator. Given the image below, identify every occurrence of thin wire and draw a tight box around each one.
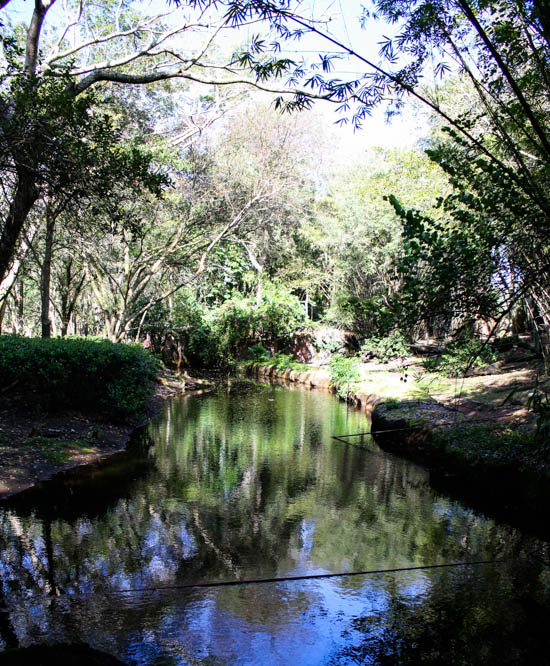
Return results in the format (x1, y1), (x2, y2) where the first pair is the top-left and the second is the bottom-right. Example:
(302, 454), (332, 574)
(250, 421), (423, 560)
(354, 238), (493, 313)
(332, 432), (373, 438)
(332, 417), (522, 440)
(95, 558), (505, 597)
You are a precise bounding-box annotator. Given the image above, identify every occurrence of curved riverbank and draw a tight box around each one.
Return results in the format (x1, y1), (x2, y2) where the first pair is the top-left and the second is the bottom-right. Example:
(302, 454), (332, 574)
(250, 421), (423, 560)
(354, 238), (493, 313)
(247, 362), (381, 413)
(0, 372), (212, 499)
(3, 359), (547, 533)
(247, 361), (550, 534)
(370, 401), (550, 533)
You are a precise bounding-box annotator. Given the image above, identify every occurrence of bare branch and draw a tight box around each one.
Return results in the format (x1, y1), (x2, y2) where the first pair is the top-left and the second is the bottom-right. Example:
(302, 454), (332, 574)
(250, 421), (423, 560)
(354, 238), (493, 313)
(71, 64), (334, 101)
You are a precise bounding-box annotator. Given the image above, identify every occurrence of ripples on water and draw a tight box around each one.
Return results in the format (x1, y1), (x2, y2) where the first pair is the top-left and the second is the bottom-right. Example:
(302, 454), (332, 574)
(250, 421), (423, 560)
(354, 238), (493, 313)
(1, 381), (549, 664)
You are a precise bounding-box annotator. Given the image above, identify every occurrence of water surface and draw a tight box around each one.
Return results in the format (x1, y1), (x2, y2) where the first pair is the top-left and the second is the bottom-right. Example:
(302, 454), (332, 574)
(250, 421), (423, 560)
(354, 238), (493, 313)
(1, 381), (549, 664)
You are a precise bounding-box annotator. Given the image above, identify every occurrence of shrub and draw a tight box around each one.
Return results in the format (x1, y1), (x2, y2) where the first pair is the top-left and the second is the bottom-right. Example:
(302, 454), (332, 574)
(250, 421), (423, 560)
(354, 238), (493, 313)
(329, 354), (361, 399)
(528, 386), (550, 456)
(209, 285), (307, 365)
(247, 344), (271, 364)
(360, 332), (410, 363)
(427, 338), (500, 377)
(131, 285), (307, 369)
(269, 353), (309, 373)
(0, 335), (159, 418)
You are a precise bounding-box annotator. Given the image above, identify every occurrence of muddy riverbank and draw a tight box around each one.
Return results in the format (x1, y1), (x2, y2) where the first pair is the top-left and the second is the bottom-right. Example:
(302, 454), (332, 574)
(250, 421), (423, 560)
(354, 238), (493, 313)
(0, 372), (213, 499)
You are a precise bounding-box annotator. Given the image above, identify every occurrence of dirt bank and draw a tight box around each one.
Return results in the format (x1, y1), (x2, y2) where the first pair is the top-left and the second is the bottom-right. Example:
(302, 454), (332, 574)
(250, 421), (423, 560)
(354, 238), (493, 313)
(0, 372), (212, 499)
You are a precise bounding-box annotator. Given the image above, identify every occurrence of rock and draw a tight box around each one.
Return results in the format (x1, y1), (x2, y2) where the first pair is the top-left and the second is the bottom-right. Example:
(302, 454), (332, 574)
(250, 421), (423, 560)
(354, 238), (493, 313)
(41, 428), (64, 438)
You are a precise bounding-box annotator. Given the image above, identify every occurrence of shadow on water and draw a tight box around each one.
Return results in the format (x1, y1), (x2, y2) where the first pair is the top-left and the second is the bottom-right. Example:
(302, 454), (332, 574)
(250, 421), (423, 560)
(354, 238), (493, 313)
(0, 381), (549, 664)
(0, 428), (154, 522)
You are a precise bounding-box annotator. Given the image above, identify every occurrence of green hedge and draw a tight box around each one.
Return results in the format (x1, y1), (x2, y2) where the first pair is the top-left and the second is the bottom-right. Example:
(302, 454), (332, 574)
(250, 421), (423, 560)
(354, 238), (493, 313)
(0, 336), (159, 417)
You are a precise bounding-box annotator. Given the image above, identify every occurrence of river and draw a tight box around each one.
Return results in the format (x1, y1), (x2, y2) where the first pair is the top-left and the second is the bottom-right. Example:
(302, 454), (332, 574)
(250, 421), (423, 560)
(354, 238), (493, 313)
(1, 380), (549, 664)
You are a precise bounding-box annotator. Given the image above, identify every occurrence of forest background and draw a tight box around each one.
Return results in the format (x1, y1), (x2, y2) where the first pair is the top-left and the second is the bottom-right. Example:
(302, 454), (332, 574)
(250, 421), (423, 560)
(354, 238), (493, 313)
(0, 0), (548, 371)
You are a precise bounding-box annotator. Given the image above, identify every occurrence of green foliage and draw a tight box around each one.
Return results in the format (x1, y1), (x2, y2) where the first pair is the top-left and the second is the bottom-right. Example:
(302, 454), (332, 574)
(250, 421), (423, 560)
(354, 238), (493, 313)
(244, 348), (309, 372)
(432, 424), (538, 471)
(268, 353), (309, 373)
(426, 339), (500, 377)
(421, 356), (440, 373)
(315, 149), (449, 332)
(209, 285), (306, 365)
(528, 387), (550, 454)
(360, 332), (410, 363)
(247, 344), (270, 363)
(170, 291), (220, 367)
(141, 285), (307, 369)
(388, 195), (502, 335)
(257, 285), (307, 343)
(329, 354), (361, 399)
(0, 335), (159, 417)
(200, 243), (255, 305)
(3, 74), (166, 205)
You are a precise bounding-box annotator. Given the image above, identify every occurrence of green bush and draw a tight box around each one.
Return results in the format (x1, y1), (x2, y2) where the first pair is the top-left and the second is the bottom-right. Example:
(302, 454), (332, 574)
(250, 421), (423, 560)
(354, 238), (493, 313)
(129, 285), (307, 369)
(528, 387), (550, 455)
(425, 338), (500, 377)
(329, 354), (361, 399)
(360, 332), (410, 363)
(269, 353), (309, 373)
(209, 285), (307, 365)
(0, 335), (159, 417)
(247, 344), (271, 363)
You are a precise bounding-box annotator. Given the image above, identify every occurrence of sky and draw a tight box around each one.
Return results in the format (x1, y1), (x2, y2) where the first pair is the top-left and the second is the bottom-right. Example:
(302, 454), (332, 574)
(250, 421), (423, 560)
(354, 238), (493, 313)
(225, 0), (431, 150)
(3, 0), (430, 152)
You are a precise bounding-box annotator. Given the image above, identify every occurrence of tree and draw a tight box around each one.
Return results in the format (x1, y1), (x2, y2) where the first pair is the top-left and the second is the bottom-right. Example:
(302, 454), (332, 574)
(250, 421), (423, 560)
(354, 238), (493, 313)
(388, 65), (550, 341)
(202, 102), (317, 304)
(226, 0), (550, 339)
(0, 0), (329, 286)
(296, 147), (449, 331)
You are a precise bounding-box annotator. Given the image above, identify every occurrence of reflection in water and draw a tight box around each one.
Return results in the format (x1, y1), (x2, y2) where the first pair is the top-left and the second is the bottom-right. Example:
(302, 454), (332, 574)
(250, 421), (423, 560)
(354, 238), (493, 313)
(1, 381), (549, 664)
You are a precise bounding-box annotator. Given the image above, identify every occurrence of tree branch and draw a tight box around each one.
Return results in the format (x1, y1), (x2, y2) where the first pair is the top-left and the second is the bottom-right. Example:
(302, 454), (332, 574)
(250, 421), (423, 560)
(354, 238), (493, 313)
(456, 0), (550, 157)
(25, 0), (56, 75)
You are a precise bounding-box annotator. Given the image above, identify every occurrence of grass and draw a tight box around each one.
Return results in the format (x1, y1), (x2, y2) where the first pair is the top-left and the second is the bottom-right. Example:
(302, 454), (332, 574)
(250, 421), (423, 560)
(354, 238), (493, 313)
(247, 346), (543, 414)
(431, 423), (542, 472)
(357, 363), (542, 408)
(27, 436), (95, 466)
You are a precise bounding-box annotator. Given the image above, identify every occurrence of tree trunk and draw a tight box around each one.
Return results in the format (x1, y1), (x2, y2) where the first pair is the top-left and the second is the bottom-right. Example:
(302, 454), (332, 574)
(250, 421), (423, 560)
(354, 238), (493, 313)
(0, 173), (39, 285)
(0, 296), (7, 334)
(0, 223), (36, 307)
(58, 259), (85, 336)
(40, 208), (55, 338)
(15, 280), (24, 334)
(256, 275), (263, 305)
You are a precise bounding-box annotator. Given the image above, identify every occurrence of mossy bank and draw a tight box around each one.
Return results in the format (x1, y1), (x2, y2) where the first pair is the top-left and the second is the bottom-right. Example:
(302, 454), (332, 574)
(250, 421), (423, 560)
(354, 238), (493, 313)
(370, 399), (550, 534)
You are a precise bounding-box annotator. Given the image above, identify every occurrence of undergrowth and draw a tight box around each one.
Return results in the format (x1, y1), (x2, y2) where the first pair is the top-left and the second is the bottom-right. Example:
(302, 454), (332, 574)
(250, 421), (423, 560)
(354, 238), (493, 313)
(423, 339), (500, 377)
(432, 423), (543, 470)
(329, 354), (361, 399)
(0, 335), (159, 417)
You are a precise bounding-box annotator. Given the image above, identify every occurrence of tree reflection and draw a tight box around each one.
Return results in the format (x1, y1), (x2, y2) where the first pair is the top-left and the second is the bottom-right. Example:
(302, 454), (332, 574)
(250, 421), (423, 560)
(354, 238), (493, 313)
(0, 384), (547, 662)
(331, 559), (550, 665)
